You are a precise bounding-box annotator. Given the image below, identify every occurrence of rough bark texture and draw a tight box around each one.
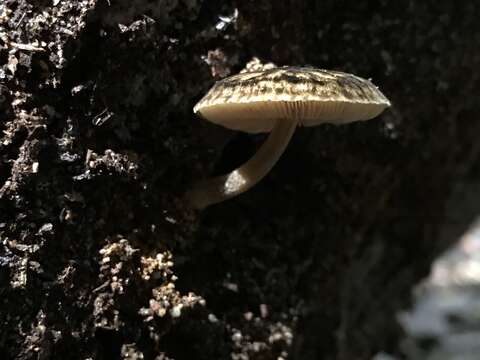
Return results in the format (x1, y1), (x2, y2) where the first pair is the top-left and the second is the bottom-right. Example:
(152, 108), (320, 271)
(1, 1), (479, 359)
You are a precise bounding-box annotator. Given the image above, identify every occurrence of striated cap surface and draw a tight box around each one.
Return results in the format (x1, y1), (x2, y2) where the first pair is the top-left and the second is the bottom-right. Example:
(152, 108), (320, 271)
(194, 66), (391, 133)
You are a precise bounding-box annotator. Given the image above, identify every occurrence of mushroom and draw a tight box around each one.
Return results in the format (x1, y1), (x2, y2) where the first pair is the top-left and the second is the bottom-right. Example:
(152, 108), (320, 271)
(186, 66), (391, 209)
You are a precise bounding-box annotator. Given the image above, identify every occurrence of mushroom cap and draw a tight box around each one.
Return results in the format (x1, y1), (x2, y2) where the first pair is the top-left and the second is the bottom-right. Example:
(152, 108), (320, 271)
(193, 66), (391, 133)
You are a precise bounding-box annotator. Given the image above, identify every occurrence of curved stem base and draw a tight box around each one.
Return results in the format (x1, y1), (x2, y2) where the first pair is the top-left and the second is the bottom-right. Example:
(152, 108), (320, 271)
(186, 119), (297, 209)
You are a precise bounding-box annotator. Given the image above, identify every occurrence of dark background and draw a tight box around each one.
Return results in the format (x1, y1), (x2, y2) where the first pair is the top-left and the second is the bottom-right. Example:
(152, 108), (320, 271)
(1, 1), (479, 359)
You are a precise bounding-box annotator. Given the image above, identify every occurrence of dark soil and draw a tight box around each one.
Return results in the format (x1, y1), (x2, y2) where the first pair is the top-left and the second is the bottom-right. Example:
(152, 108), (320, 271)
(1, 1), (479, 359)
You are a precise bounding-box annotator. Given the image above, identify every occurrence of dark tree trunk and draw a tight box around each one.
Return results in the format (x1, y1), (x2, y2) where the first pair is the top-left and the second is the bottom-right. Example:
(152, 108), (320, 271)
(0, 1), (479, 359)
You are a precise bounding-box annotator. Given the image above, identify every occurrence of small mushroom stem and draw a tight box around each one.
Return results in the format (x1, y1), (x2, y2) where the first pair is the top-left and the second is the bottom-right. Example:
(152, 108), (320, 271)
(186, 119), (298, 209)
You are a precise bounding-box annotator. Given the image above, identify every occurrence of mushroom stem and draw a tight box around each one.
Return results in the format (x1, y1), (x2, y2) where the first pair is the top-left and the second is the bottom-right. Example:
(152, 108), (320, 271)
(186, 119), (298, 209)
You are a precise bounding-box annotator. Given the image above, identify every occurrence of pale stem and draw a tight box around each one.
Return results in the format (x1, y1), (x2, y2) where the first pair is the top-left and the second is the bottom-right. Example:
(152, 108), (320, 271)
(186, 119), (298, 209)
